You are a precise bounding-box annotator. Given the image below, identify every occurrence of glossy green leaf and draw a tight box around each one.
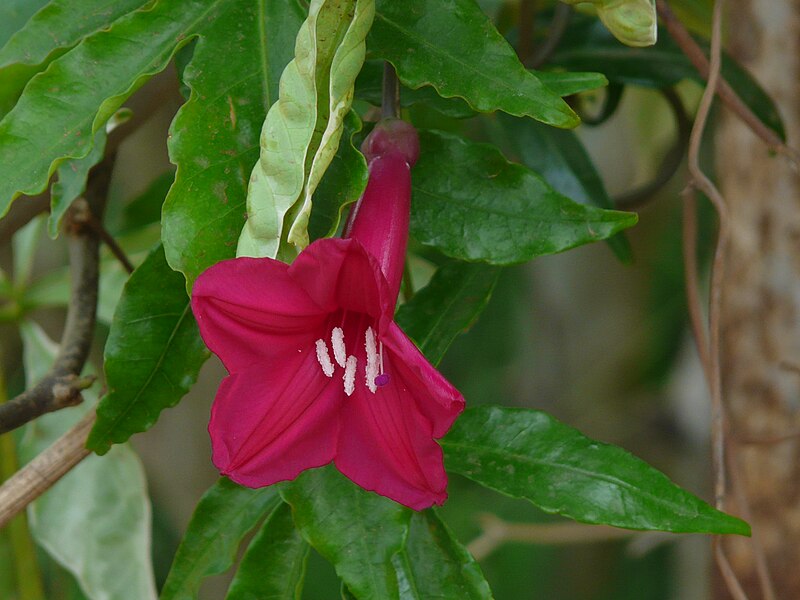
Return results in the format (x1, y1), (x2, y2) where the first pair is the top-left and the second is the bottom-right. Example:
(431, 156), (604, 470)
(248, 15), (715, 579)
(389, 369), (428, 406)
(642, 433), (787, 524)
(536, 70), (608, 97)
(237, 0), (373, 260)
(0, 0), (147, 115)
(281, 466), (410, 600)
(161, 478), (279, 600)
(48, 129), (107, 238)
(226, 502), (310, 600)
(492, 113), (633, 262)
(0, 0), (48, 48)
(18, 321), (157, 600)
(162, 0), (305, 287)
(410, 130), (637, 264)
(395, 261), (501, 366)
(393, 511), (492, 600)
(86, 245), (209, 454)
(551, 16), (785, 140)
(442, 405), (751, 535)
(0, 0), (289, 221)
(369, 0), (578, 128)
(307, 110), (368, 241)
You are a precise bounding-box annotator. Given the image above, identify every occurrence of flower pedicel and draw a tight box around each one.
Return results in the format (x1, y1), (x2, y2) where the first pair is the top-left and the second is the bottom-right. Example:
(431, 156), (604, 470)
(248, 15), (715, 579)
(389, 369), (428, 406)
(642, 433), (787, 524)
(191, 119), (465, 510)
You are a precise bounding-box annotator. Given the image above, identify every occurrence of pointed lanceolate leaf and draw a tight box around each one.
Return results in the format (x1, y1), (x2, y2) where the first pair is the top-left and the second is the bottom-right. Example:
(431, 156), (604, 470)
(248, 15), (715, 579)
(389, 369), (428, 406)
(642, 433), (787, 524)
(162, 0), (305, 288)
(226, 502), (310, 600)
(537, 70), (608, 97)
(0, 0), (286, 220)
(369, 0), (578, 128)
(492, 113), (633, 262)
(0, 0), (147, 115)
(86, 245), (209, 454)
(19, 321), (157, 600)
(237, 0), (374, 261)
(281, 466), (411, 600)
(442, 405), (751, 535)
(551, 16), (786, 140)
(393, 511), (492, 600)
(395, 262), (501, 366)
(410, 130), (638, 264)
(0, 0), (48, 48)
(307, 110), (369, 242)
(161, 478), (279, 600)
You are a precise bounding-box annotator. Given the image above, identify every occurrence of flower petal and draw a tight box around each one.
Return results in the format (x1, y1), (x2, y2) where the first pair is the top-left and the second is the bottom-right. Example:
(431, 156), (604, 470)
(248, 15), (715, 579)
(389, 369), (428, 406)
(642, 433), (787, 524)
(210, 349), (342, 488)
(382, 323), (465, 438)
(334, 382), (449, 511)
(192, 257), (329, 372)
(288, 238), (393, 329)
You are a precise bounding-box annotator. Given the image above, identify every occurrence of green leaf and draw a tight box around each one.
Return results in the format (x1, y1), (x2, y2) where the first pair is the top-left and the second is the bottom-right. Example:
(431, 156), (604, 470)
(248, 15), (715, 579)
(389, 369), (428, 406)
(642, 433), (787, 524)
(491, 113), (633, 262)
(357, 61), (605, 120)
(48, 128), (107, 238)
(355, 60), (476, 118)
(18, 321), (157, 600)
(551, 16), (786, 140)
(161, 478), (279, 600)
(0, 0), (289, 221)
(369, 0), (578, 128)
(162, 0), (305, 287)
(226, 502), (310, 600)
(86, 245), (209, 454)
(536, 70), (608, 97)
(410, 130), (638, 264)
(395, 261), (501, 366)
(237, 0), (374, 260)
(281, 466), (411, 600)
(0, 0), (147, 115)
(442, 405), (752, 535)
(307, 110), (368, 241)
(393, 510), (492, 600)
(0, 0), (48, 48)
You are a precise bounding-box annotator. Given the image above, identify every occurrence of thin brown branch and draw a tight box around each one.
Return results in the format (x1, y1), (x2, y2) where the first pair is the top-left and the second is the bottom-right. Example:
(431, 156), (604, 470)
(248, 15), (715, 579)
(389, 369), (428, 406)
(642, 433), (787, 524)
(681, 2), (773, 597)
(0, 408), (95, 530)
(84, 214), (134, 274)
(656, 0), (798, 166)
(467, 514), (642, 561)
(517, 0), (536, 63)
(0, 193), (49, 244)
(0, 148), (115, 435)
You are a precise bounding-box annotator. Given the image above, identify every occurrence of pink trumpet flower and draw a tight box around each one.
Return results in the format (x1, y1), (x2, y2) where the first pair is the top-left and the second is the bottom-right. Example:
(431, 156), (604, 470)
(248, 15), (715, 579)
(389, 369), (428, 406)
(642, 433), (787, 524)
(191, 119), (465, 510)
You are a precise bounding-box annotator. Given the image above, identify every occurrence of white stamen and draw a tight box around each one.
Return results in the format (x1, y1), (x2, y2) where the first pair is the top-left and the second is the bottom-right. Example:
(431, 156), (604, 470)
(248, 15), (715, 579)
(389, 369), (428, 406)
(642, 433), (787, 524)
(331, 327), (347, 368)
(379, 341), (385, 374)
(343, 355), (357, 396)
(365, 327), (379, 393)
(315, 339), (334, 377)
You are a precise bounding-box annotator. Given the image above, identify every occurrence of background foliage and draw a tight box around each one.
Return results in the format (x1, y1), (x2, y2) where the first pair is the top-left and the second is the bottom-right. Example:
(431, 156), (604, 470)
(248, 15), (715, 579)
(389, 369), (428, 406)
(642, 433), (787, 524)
(0, 0), (783, 598)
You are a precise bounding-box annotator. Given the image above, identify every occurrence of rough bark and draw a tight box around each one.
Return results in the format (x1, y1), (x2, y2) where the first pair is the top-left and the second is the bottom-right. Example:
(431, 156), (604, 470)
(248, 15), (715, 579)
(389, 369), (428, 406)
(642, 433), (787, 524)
(717, 1), (800, 596)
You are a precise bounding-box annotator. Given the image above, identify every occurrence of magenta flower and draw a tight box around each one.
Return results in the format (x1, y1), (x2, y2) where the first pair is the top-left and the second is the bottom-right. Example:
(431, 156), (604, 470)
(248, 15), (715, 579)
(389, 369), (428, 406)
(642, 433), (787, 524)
(191, 120), (465, 510)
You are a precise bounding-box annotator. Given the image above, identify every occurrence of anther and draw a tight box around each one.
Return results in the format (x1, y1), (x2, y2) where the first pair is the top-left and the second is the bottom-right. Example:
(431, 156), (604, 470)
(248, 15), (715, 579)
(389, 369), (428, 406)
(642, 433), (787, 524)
(331, 327), (347, 368)
(315, 339), (334, 377)
(343, 355), (357, 396)
(375, 373), (390, 387)
(365, 327), (379, 393)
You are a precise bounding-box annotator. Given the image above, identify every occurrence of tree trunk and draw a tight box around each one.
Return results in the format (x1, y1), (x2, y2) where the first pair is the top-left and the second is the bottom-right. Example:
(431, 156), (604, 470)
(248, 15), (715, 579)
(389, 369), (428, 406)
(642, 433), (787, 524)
(717, 1), (800, 597)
